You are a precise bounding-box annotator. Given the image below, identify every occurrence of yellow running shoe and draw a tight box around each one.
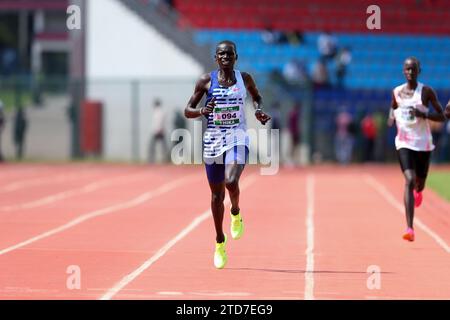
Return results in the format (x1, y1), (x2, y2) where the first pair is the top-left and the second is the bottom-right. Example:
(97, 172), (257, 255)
(214, 234), (227, 269)
(230, 212), (244, 240)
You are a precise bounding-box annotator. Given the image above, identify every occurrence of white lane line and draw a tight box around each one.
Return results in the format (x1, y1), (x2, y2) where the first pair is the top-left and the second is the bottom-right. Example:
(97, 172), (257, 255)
(100, 174), (258, 300)
(0, 171), (158, 212)
(0, 166), (48, 179)
(0, 174), (199, 256)
(0, 172), (101, 194)
(304, 174), (315, 300)
(157, 291), (183, 296)
(364, 174), (450, 254)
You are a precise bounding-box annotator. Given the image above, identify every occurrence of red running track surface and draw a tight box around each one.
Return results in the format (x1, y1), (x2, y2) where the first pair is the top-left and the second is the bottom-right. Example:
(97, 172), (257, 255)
(0, 163), (449, 300)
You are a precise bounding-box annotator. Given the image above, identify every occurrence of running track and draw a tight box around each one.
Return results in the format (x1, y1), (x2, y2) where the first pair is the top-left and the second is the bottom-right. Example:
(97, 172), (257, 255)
(0, 163), (449, 300)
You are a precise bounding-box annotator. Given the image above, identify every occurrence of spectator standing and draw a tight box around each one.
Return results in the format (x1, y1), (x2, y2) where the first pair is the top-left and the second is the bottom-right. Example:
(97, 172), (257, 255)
(283, 59), (309, 87)
(317, 31), (338, 61)
(335, 109), (354, 164)
(261, 26), (287, 45)
(335, 47), (352, 87)
(287, 102), (301, 164)
(149, 98), (168, 163)
(13, 107), (27, 160)
(312, 59), (330, 89)
(361, 112), (377, 162)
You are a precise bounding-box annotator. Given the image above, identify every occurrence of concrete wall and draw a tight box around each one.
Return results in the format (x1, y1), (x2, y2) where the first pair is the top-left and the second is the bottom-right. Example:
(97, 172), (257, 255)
(86, 0), (204, 161)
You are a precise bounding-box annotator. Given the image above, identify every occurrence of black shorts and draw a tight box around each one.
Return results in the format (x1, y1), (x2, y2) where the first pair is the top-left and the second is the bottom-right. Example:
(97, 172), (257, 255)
(397, 148), (432, 179)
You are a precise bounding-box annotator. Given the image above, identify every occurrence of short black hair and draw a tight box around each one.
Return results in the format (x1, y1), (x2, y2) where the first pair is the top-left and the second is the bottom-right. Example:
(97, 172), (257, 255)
(216, 40), (237, 53)
(404, 56), (421, 70)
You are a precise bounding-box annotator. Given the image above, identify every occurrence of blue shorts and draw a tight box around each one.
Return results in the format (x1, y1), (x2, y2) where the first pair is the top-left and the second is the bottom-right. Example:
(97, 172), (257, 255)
(205, 145), (249, 184)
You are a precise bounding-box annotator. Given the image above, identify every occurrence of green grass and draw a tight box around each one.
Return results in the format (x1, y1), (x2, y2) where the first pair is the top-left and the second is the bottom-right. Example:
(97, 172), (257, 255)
(428, 172), (450, 202)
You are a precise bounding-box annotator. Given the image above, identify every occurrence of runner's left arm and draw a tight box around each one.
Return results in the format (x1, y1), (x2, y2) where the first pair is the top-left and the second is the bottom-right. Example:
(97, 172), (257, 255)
(415, 86), (445, 122)
(445, 99), (450, 119)
(242, 72), (271, 125)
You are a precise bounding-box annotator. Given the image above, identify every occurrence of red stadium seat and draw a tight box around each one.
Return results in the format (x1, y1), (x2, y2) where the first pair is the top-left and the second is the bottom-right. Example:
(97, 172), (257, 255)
(174, 0), (450, 35)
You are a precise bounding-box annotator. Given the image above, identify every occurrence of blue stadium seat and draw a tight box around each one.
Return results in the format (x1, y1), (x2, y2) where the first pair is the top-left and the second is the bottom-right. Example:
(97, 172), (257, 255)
(194, 30), (450, 90)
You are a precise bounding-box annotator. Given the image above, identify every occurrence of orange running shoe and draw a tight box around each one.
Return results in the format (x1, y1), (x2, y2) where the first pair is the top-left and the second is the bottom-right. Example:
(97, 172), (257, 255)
(402, 228), (415, 242)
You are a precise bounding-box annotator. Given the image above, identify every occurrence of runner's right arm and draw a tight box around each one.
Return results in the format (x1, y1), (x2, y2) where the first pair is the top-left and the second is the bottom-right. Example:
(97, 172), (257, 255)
(387, 91), (397, 127)
(185, 73), (214, 118)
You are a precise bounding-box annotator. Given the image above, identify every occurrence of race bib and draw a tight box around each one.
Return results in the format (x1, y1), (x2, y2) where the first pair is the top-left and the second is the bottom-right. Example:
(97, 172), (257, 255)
(398, 106), (416, 125)
(213, 105), (240, 126)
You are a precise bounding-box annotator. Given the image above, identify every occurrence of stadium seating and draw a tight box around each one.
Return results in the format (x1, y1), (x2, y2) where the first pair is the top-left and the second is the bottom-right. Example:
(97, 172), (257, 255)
(194, 30), (450, 90)
(175, 0), (450, 35)
(176, 0), (450, 160)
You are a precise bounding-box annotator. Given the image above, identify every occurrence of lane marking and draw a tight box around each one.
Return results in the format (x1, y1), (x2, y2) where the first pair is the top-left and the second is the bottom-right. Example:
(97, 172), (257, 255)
(0, 172), (100, 194)
(100, 175), (258, 300)
(157, 291), (183, 296)
(364, 174), (450, 254)
(0, 172), (159, 212)
(189, 291), (251, 297)
(304, 174), (315, 300)
(0, 175), (199, 256)
(0, 167), (48, 180)
(0, 165), (103, 188)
